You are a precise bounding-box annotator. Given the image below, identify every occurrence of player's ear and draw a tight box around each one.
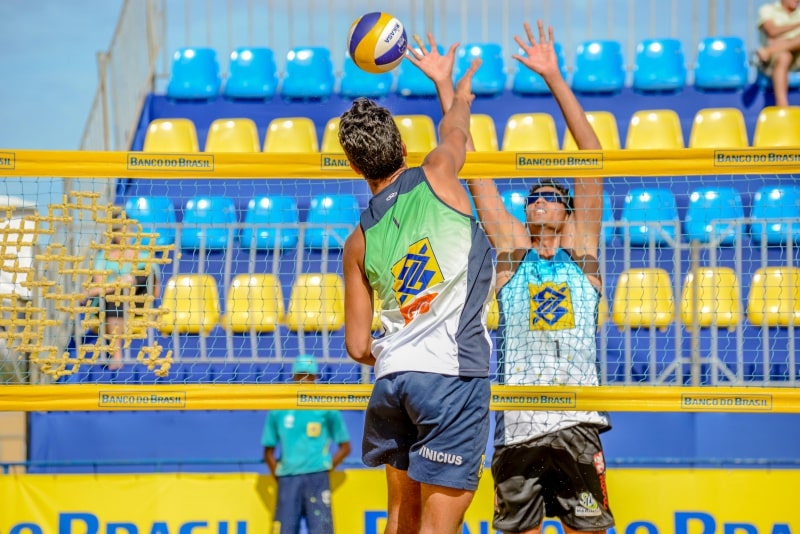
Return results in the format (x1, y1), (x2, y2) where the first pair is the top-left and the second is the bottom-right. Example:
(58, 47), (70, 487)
(401, 141), (407, 157)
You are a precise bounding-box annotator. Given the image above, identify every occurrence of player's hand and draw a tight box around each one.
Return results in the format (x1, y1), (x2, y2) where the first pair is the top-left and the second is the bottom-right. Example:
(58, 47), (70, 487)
(405, 32), (459, 85)
(512, 20), (561, 80)
(454, 57), (480, 105)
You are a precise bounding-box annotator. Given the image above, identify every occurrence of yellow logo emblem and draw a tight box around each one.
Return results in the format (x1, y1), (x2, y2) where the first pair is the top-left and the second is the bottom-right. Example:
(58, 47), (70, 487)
(528, 282), (575, 330)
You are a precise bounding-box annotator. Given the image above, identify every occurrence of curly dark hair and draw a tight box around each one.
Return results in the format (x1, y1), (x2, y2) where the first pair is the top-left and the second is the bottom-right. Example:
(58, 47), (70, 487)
(338, 98), (405, 182)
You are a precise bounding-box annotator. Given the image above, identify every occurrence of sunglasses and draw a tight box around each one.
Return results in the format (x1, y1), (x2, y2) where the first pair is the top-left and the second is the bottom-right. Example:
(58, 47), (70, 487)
(526, 191), (568, 206)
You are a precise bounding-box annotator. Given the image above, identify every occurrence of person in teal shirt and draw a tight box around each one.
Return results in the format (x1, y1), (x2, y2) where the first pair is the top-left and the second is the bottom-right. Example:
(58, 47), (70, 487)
(262, 354), (352, 534)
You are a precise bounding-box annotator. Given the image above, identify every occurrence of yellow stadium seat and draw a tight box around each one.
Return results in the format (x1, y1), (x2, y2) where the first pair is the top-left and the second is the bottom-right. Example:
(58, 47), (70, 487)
(394, 115), (437, 152)
(688, 108), (749, 148)
(562, 111), (621, 151)
(263, 117), (319, 152)
(284, 273), (345, 332)
(502, 113), (559, 151)
(487, 293), (500, 330)
(470, 114), (499, 151)
(321, 117), (343, 152)
(747, 267), (800, 327)
(680, 267), (742, 330)
(625, 109), (685, 149)
(372, 292), (384, 332)
(205, 118), (260, 152)
(220, 274), (285, 333)
(611, 268), (675, 330)
(158, 274), (220, 335)
(142, 118), (199, 152)
(752, 106), (800, 147)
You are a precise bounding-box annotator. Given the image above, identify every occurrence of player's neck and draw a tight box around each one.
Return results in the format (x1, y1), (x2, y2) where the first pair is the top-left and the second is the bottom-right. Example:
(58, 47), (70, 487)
(530, 231), (561, 259)
(368, 165), (407, 196)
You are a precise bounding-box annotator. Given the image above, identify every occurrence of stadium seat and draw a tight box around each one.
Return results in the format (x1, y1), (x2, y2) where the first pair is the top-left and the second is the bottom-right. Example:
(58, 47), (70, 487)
(280, 46), (335, 100)
(166, 47), (221, 100)
(693, 36), (748, 91)
(747, 267), (800, 327)
(263, 117), (319, 153)
(680, 267), (742, 329)
(470, 114), (499, 151)
(502, 113), (559, 151)
(396, 44), (442, 97)
(501, 189), (527, 224)
(304, 194), (360, 249)
(394, 115), (437, 152)
(181, 196), (237, 250)
(487, 293), (500, 331)
(123, 196), (176, 246)
(284, 273), (345, 332)
(684, 187), (744, 245)
(625, 109), (685, 149)
(158, 274), (221, 335)
(688, 108), (749, 148)
(752, 106), (800, 147)
(632, 38), (687, 93)
(223, 46), (278, 100)
(512, 42), (567, 95)
(320, 117), (343, 153)
(142, 118), (199, 152)
(204, 118), (260, 152)
(240, 195), (299, 250)
(571, 40), (625, 94)
(562, 111), (621, 150)
(220, 274), (285, 333)
(456, 43), (506, 96)
(750, 185), (800, 245)
(611, 268), (675, 330)
(340, 55), (393, 99)
(619, 187), (679, 246)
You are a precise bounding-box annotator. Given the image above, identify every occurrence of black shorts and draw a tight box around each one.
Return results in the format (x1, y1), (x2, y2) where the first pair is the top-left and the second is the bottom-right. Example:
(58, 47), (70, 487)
(491, 424), (614, 532)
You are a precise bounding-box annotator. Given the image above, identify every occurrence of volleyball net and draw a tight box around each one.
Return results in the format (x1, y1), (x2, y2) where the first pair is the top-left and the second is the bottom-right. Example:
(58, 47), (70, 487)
(0, 147), (798, 413)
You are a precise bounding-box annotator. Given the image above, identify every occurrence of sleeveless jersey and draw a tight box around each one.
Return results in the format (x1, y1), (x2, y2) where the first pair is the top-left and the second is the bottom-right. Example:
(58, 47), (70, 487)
(361, 167), (495, 379)
(494, 248), (610, 446)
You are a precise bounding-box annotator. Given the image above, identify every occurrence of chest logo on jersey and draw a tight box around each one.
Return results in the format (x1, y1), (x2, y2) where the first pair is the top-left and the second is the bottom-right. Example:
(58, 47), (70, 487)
(306, 422), (322, 438)
(528, 282), (575, 330)
(392, 237), (443, 324)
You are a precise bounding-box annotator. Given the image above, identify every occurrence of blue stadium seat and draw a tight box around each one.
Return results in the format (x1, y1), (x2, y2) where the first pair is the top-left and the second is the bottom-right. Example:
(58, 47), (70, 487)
(396, 45), (443, 97)
(693, 36), (748, 91)
(571, 40), (625, 94)
(501, 189), (527, 224)
(124, 196), (176, 246)
(223, 47), (278, 100)
(632, 38), (687, 93)
(280, 46), (335, 100)
(240, 195), (299, 250)
(340, 55), (393, 99)
(512, 43), (567, 95)
(305, 194), (360, 249)
(181, 196), (237, 250)
(684, 187), (744, 246)
(166, 47), (221, 100)
(456, 43), (506, 96)
(750, 186), (800, 246)
(620, 188), (679, 246)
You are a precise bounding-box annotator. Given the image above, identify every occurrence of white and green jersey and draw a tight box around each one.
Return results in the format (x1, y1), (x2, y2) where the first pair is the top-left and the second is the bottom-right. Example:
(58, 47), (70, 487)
(362, 167), (495, 379)
(495, 248), (610, 446)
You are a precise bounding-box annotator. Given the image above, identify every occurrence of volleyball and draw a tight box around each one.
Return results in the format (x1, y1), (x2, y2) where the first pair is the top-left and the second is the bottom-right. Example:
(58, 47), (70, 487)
(347, 11), (408, 74)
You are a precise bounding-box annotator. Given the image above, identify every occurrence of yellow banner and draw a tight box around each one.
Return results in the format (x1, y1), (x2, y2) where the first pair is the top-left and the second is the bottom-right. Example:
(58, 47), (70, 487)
(0, 148), (799, 178)
(1, 469), (798, 533)
(3, 384), (800, 413)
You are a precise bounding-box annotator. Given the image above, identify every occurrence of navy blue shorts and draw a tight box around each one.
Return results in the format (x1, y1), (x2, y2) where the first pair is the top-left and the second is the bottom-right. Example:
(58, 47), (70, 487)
(362, 371), (491, 491)
(274, 471), (333, 534)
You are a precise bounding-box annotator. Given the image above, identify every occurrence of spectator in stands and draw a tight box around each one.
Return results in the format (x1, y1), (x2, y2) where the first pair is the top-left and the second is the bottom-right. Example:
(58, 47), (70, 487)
(755, 0), (800, 106)
(463, 21), (614, 533)
(340, 33), (494, 534)
(84, 211), (161, 371)
(261, 354), (351, 534)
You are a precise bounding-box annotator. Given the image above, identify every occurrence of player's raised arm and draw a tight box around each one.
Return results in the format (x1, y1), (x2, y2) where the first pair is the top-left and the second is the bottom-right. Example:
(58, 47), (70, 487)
(515, 20), (604, 257)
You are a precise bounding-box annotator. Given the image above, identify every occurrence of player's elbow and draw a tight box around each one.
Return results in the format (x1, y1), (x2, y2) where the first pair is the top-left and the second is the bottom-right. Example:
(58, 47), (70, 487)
(345, 336), (372, 365)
